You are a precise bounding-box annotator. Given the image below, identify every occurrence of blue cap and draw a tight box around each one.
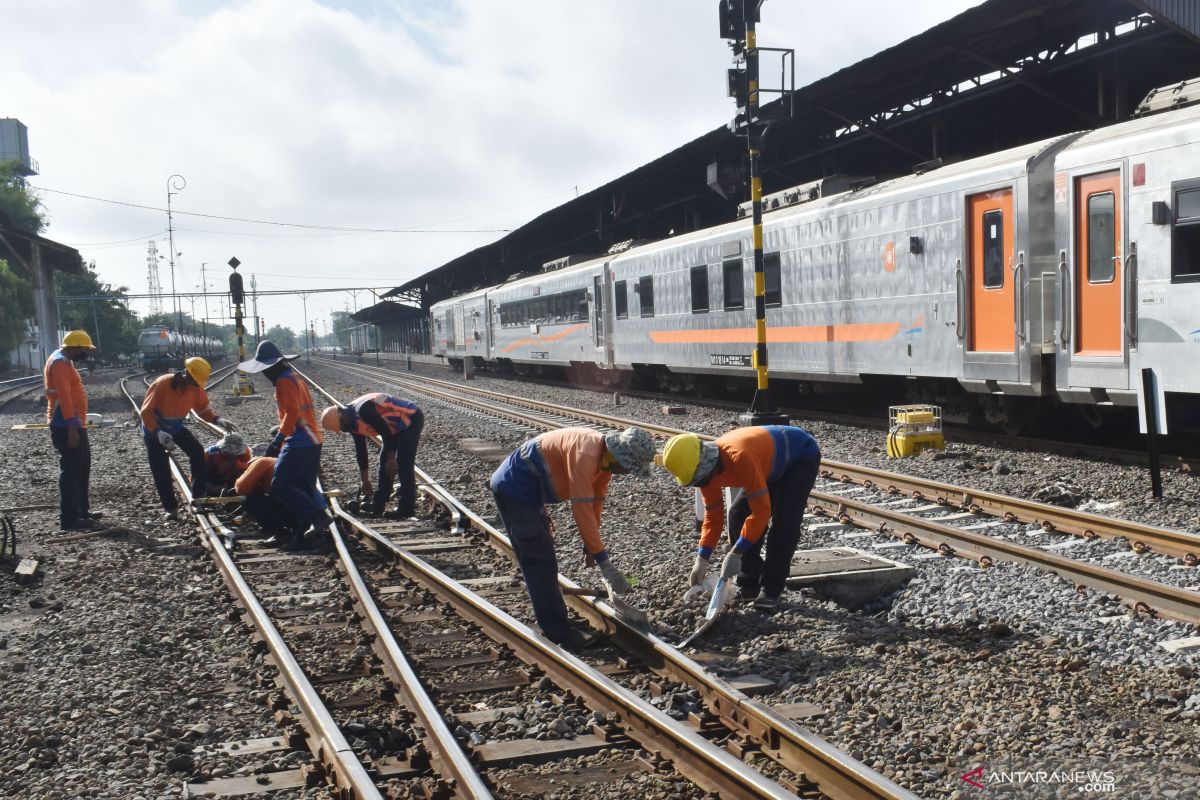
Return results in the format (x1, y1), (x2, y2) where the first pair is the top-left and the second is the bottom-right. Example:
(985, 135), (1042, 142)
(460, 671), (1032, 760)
(239, 340), (297, 373)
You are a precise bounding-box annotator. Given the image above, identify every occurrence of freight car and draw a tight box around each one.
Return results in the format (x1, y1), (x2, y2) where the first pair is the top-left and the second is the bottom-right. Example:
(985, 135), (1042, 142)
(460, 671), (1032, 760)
(138, 326), (225, 373)
(433, 100), (1200, 432)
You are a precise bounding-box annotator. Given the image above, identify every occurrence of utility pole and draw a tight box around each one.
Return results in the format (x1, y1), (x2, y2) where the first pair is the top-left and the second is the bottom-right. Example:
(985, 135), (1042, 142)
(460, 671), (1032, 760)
(250, 274), (260, 345)
(166, 174), (186, 345)
(300, 292), (311, 362)
(720, 0), (788, 427)
(200, 262), (210, 343)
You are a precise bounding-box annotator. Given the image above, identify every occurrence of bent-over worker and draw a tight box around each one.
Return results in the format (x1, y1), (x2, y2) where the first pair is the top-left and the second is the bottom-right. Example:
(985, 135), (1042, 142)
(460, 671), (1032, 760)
(489, 427), (656, 650)
(239, 340), (328, 543)
(140, 357), (236, 519)
(44, 330), (102, 531)
(203, 432), (251, 495)
(234, 456), (304, 547)
(661, 425), (821, 611)
(320, 394), (423, 517)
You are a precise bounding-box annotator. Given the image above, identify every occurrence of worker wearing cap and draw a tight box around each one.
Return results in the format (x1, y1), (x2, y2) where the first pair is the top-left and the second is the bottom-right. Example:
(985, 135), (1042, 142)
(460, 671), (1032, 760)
(319, 394), (423, 517)
(44, 330), (102, 531)
(661, 425), (821, 611)
(488, 426), (656, 650)
(203, 432), (251, 495)
(140, 357), (236, 518)
(234, 456), (304, 547)
(239, 340), (328, 542)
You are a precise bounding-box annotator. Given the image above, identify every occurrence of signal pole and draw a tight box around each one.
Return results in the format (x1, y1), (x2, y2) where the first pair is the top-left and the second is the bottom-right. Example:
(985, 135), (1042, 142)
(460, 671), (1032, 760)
(720, 0), (789, 427)
(228, 257), (255, 396)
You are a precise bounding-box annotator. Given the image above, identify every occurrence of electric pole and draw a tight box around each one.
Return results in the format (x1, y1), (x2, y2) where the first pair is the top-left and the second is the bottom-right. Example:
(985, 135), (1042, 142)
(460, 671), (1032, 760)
(166, 174), (186, 343)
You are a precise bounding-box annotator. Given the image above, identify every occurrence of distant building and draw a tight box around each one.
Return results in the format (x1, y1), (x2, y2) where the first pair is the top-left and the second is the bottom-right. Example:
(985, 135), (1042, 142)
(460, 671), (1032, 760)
(0, 118), (38, 177)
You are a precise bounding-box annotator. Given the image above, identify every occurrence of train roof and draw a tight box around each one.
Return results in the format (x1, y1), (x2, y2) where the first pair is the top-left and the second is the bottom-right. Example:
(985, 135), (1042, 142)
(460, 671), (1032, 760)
(1056, 99), (1200, 168)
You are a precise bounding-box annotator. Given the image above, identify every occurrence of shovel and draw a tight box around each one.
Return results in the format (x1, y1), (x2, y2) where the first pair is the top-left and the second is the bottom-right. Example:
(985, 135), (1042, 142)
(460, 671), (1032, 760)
(676, 575), (738, 649)
(561, 583), (652, 630)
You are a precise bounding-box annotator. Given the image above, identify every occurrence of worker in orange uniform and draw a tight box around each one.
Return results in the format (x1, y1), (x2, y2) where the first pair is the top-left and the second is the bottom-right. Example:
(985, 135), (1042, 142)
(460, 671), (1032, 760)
(488, 427), (656, 650)
(234, 456), (303, 547)
(661, 425), (821, 611)
(239, 341), (328, 545)
(44, 330), (102, 530)
(203, 432), (251, 495)
(319, 394), (423, 517)
(141, 356), (236, 519)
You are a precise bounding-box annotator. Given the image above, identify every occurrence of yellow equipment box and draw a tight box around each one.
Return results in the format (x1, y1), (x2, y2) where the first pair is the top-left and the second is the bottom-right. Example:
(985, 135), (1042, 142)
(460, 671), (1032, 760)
(886, 404), (945, 458)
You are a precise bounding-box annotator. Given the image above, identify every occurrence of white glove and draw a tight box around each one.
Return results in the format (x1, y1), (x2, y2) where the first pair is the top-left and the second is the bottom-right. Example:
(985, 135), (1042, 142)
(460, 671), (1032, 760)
(721, 551), (742, 580)
(689, 555), (710, 586)
(598, 560), (630, 595)
(215, 417), (237, 432)
(156, 430), (176, 450)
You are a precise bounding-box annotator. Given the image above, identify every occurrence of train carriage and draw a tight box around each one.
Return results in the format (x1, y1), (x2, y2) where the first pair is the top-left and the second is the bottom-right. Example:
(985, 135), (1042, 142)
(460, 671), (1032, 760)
(138, 325), (225, 373)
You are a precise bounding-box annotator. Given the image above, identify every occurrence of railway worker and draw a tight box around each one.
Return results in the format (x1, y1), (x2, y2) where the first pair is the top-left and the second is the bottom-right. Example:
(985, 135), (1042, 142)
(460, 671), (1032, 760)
(44, 330), (102, 531)
(239, 340), (329, 544)
(489, 426), (657, 650)
(319, 394), (424, 518)
(203, 432), (251, 495)
(661, 425), (821, 612)
(234, 456), (304, 548)
(140, 357), (237, 519)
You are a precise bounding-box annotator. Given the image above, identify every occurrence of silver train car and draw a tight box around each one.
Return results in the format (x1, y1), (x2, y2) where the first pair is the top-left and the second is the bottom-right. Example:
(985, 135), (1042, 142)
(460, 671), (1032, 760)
(138, 326), (225, 372)
(432, 103), (1200, 430)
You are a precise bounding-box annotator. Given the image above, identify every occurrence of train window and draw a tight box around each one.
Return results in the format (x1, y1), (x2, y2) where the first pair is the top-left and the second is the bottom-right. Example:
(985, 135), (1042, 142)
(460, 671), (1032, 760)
(1172, 185), (1200, 283)
(723, 258), (744, 310)
(982, 210), (1004, 289)
(1087, 192), (1116, 284)
(615, 281), (629, 319)
(638, 276), (655, 317)
(764, 252), (782, 307)
(690, 266), (709, 313)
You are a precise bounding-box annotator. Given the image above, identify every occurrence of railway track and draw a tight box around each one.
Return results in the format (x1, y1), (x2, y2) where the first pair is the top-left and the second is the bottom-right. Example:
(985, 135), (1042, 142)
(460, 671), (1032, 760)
(330, 353), (1200, 473)
(313, 357), (1200, 626)
(116, 374), (913, 798)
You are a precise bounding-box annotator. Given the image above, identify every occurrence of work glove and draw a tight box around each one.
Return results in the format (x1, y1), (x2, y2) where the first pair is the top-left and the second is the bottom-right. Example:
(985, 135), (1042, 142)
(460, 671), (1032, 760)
(689, 555), (710, 586)
(599, 560), (630, 595)
(720, 551), (742, 581)
(215, 417), (238, 432)
(156, 430), (176, 450)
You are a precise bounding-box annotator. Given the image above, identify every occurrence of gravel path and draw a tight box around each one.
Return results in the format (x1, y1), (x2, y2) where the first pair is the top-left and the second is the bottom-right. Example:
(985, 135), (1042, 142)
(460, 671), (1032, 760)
(309, 358), (1200, 799)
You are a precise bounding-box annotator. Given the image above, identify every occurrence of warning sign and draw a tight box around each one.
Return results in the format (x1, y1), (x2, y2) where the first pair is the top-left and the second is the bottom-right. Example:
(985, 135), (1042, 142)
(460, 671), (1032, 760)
(1054, 172), (1068, 203)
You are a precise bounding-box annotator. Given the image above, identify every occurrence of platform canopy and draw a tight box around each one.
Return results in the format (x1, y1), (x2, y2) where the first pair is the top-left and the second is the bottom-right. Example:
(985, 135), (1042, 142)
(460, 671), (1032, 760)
(387, 0), (1200, 307)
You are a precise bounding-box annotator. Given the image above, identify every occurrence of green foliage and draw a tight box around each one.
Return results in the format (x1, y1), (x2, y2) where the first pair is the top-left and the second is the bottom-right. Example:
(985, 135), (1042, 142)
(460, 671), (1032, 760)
(263, 324), (297, 351)
(0, 162), (45, 234)
(0, 259), (33, 365)
(55, 262), (142, 361)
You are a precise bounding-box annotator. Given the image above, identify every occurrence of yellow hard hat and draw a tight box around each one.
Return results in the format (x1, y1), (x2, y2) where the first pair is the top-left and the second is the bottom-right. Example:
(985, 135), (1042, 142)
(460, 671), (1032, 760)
(661, 433), (702, 486)
(320, 405), (343, 433)
(62, 330), (96, 349)
(184, 357), (212, 386)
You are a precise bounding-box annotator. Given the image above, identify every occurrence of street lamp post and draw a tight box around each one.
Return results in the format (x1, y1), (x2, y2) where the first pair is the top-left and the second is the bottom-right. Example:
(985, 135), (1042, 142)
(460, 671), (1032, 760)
(200, 262), (211, 342)
(166, 174), (186, 345)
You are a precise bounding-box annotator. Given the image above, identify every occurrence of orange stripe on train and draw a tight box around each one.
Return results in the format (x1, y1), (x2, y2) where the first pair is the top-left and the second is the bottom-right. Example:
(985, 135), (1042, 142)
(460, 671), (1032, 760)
(648, 322), (901, 344)
(499, 323), (588, 353)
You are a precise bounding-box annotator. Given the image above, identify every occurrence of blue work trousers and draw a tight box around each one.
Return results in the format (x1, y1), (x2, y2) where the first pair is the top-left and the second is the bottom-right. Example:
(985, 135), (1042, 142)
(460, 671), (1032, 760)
(492, 490), (571, 644)
(50, 426), (91, 522)
(271, 442), (326, 528)
(377, 410), (424, 516)
(728, 456), (820, 598)
(144, 426), (205, 511)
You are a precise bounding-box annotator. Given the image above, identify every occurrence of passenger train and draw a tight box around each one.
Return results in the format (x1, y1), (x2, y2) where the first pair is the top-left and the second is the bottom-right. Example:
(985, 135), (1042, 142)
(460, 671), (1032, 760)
(432, 101), (1200, 432)
(138, 326), (225, 373)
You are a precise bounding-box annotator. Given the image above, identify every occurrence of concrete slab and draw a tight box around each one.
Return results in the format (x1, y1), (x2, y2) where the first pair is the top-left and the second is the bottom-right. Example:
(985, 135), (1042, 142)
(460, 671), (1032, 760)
(1159, 636), (1200, 654)
(839, 531), (877, 540)
(785, 547), (915, 609)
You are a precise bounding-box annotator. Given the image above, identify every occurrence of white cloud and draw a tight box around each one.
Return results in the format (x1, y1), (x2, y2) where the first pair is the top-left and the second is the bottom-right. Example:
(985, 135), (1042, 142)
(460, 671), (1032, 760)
(2, 0), (981, 328)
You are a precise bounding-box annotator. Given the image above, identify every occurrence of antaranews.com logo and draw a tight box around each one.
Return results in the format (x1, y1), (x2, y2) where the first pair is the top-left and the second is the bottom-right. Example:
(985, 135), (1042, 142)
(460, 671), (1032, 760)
(959, 764), (1117, 795)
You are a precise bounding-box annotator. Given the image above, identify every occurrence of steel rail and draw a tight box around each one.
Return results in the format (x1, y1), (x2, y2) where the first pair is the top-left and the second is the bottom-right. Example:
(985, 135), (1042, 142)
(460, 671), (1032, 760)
(296, 364), (916, 800)
(806, 490), (1200, 624)
(318, 358), (1200, 561)
(819, 460), (1200, 561)
(117, 378), (383, 800)
(331, 497), (811, 800)
(321, 481), (493, 800)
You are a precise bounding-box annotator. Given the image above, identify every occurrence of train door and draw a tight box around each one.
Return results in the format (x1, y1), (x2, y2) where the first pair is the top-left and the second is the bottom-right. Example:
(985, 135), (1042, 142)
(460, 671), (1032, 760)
(485, 298), (495, 353)
(452, 304), (466, 353)
(443, 309), (456, 351)
(1073, 171), (1123, 356)
(591, 274), (606, 357)
(966, 189), (1015, 353)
